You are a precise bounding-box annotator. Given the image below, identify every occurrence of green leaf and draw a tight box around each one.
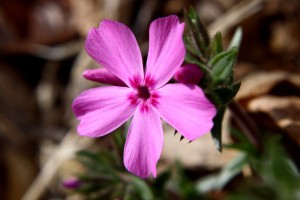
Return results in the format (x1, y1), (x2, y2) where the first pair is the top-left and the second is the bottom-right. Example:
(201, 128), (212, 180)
(227, 136), (300, 200)
(76, 150), (119, 179)
(185, 49), (202, 64)
(210, 47), (238, 86)
(171, 162), (199, 199)
(152, 169), (171, 199)
(111, 129), (126, 167)
(212, 82), (241, 105)
(184, 7), (210, 61)
(224, 128), (258, 156)
(184, 35), (203, 59)
(226, 182), (277, 200)
(127, 175), (154, 200)
(210, 106), (226, 152)
(209, 32), (223, 58)
(195, 153), (247, 193)
(253, 136), (300, 200)
(112, 129), (126, 150)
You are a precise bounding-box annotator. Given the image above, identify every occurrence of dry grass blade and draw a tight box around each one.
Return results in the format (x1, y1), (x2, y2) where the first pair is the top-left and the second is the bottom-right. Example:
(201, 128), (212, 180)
(208, 0), (263, 35)
(21, 131), (92, 200)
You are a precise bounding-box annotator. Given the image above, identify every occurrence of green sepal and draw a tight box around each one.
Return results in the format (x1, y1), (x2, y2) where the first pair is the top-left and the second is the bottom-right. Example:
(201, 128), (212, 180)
(211, 82), (241, 106)
(184, 35), (205, 63)
(210, 47), (238, 86)
(185, 48), (202, 64)
(184, 7), (210, 62)
(209, 32), (223, 59)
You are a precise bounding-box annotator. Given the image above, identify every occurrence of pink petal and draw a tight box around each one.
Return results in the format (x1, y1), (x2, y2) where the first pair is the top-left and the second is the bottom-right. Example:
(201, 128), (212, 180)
(85, 20), (143, 87)
(145, 15), (185, 89)
(124, 104), (163, 178)
(154, 84), (217, 141)
(83, 68), (126, 86)
(72, 86), (137, 137)
(173, 64), (204, 84)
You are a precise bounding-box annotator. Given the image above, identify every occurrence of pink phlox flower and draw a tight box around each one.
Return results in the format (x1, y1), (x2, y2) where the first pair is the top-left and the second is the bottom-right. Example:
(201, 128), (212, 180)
(72, 15), (217, 178)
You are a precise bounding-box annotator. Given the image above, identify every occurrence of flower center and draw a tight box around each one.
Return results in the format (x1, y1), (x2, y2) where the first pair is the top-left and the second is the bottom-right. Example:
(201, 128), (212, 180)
(137, 86), (150, 100)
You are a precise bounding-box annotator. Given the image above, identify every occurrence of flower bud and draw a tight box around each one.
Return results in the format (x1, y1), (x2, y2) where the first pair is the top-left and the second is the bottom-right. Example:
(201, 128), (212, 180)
(62, 178), (81, 189)
(173, 64), (203, 84)
(83, 68), (126, 86)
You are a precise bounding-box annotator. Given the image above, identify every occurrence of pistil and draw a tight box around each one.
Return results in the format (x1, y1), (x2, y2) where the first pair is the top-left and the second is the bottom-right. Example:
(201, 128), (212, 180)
(137, 86), (150, 100)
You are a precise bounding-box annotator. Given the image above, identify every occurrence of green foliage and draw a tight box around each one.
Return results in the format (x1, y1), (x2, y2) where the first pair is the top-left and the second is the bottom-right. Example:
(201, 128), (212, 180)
(124, 175), (154, 200)
(209, 47), (238, 86)
(184, 6), (210, 63)
(226, 134), (300, 200)
(69, 129), (300, 200)
(173, 162), (199, 199)
(74, 148), (156, 199)
(251, 137), (300, 200)
(225, 128), (258, 156)
(195, 153), (247, 193)
(152, 169), (171, 199)
(193, 129), (300, 199)
(210, 106), (225, 151)
(209, 32), (223, 58)
(183, 7), (242, 151)
(69, 129), (156, 200)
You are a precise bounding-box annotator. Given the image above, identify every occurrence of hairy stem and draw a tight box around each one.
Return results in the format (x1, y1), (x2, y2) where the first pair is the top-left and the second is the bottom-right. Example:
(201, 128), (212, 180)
(228, 101), (262, 152)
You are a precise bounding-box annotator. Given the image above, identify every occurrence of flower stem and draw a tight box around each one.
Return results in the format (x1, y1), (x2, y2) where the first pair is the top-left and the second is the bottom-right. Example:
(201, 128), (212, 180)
(228, 101), (262, 152)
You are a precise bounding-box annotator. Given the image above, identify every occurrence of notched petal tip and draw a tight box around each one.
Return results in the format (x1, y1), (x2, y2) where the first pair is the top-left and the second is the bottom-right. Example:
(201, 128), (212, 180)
(124, 106), (163, 179)
(153, 84), (216, 141)
(72, 86), (137, 138)
(85, 18), (143, 87)
(153, 15), (184, 26)
(146, 15), (186, 89)
(125, 160), (158, 179)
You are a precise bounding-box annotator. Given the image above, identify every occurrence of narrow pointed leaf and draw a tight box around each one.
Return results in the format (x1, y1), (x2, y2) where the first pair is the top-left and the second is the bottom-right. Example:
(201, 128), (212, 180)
(184, 36), (203, 60)
(195, 153), (247, 193)
(184, 7), (210, 60)
(174, 162), (198, 199)
(211, 106), (226, 152)
(209, 32), (223, 59)
(212, 82), (241, 105)
(127, 175), (154, 200)
(152, 169), (171, 198)
(185, 51), (201, 64)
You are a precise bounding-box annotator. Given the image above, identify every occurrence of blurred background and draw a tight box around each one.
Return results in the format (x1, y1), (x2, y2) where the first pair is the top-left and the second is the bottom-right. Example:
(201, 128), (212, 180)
(0, 0), (300, 199)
